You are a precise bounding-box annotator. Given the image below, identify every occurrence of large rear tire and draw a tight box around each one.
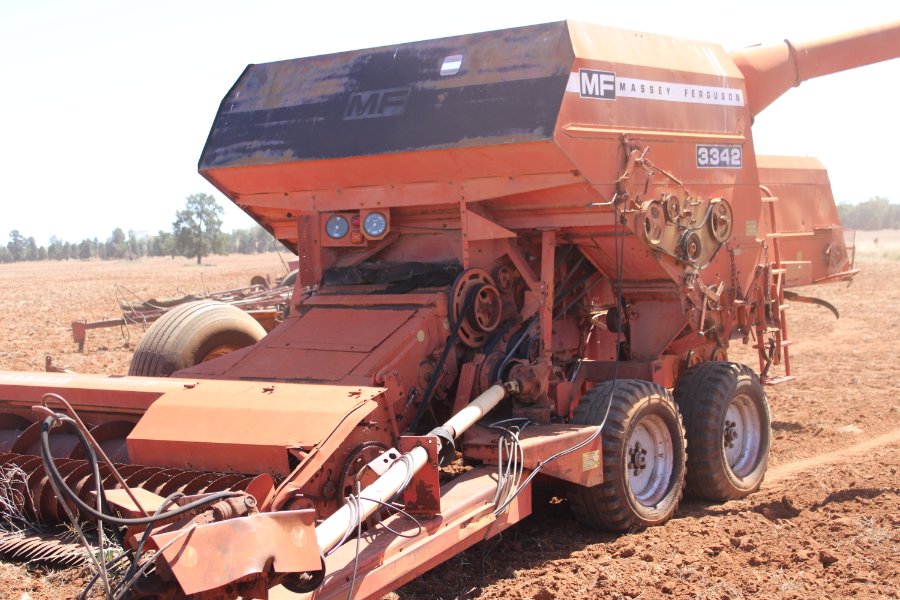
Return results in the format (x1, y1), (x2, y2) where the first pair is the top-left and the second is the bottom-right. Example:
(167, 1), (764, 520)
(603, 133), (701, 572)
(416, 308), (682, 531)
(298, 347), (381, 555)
(673, 362), (770, 501)
(569, 380), (686, 532)
(128, 300), (266, 377)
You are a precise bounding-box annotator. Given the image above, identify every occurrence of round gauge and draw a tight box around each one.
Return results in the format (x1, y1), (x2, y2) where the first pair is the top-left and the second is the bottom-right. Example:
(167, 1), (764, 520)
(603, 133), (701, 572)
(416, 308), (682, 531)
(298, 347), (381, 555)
(325, 214), (349, 239)
(363, 211), (388, 237)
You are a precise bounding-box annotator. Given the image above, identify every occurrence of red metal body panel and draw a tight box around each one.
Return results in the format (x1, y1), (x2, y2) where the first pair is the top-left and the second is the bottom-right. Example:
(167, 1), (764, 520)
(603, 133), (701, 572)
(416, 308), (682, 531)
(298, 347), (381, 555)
(127, 382), (382, 476)
(151, 510), (319, 596)
(464, 424), (604, 487)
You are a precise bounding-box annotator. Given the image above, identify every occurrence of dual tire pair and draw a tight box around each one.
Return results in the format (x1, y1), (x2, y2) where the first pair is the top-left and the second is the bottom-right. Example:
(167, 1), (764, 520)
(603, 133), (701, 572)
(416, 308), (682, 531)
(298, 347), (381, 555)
(569, 362), (770, 532)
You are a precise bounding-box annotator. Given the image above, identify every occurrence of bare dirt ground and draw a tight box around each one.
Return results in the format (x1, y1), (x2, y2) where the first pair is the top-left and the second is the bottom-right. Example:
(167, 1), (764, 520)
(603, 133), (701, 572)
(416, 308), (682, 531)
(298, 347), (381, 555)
(0, 253), (289, 375)
(2, 253), (900, 599)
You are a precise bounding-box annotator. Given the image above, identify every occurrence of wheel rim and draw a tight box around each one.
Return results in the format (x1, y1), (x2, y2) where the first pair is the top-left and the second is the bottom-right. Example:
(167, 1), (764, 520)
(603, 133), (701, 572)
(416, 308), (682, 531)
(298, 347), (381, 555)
(723, 393), (762, 478)
(200, 344), (241, 363)
(626, 414), (674, 507)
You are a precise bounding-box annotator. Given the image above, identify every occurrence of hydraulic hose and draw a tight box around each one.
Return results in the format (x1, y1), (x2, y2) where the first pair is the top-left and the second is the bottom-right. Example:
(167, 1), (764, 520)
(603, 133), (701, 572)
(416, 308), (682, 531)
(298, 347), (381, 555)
(39, 415), (233, 526)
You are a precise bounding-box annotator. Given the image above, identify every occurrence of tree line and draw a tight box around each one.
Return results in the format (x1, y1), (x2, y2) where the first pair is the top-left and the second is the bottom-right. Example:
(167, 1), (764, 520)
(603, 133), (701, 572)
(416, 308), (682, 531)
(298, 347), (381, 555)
(837, 197), (900, 231)
(1, 194), (289, 264)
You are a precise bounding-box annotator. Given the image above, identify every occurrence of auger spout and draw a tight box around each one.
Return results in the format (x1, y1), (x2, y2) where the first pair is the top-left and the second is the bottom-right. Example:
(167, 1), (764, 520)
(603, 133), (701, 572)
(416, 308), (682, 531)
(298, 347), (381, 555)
(730, 20), (900, 116)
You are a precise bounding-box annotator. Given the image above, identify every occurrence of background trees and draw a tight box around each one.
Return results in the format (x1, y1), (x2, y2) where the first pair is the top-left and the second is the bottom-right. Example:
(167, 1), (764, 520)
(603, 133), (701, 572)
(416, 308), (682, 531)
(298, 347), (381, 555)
(8, 193), (897, 265)
(172, 193), (225, 265)
(836, 197), (900, 231)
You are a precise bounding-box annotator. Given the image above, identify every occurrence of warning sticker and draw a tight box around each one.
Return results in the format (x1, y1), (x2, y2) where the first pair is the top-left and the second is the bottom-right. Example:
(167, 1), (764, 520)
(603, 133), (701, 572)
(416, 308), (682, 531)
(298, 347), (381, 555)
(582, 450), (601, 471)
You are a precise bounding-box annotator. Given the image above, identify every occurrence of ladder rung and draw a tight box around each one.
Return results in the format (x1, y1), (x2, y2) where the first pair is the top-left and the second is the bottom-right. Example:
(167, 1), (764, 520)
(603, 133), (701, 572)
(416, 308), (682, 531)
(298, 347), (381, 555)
(766, 233), (783, 239)
(761, 197), (779, 203)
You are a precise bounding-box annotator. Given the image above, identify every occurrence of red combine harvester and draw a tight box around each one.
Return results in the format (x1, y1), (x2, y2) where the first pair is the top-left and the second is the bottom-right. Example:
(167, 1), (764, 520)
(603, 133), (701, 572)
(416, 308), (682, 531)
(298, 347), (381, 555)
(1, 19), (898, 600)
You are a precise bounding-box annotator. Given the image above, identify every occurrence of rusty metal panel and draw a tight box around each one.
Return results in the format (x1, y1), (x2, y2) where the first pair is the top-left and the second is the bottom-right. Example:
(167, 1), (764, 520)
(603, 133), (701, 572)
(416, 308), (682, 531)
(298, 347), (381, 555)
(757, 155), (841, 230)
(200, 23), (574, 172)
(399, 437), (440, 515)
(127, 381), (382, 476)
(224, 307), (416, 381)
(0, 372), (182, 423)
(463, 424), (604, 487)
(152, 510), (319, 596)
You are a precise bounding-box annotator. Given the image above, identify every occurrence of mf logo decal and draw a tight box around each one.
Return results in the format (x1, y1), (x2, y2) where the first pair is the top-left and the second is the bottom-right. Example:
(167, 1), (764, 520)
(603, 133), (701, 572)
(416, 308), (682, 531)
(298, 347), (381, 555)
(344, 87), (411, 120)
(579, 69), (616, 100)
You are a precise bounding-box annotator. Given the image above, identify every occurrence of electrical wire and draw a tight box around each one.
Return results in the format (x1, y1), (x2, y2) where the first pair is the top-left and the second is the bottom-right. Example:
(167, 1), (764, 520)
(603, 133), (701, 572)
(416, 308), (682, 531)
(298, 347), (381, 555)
(346, 481), (363, 600)
(118, 492), (185, 592)
(78, 550), (134, 600)
(112, 525), (197, 600)
(369, 498), (424, 539)
(489, 423), (525, 513)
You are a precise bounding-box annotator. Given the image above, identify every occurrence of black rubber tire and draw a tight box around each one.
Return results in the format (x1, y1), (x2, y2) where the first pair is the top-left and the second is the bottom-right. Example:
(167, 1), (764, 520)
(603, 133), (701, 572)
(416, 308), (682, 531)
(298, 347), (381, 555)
(128, 300), (266, 377)
(280, 270), (299, 288)
(673, 362), (771, 502)
(569, 380), (686, 532)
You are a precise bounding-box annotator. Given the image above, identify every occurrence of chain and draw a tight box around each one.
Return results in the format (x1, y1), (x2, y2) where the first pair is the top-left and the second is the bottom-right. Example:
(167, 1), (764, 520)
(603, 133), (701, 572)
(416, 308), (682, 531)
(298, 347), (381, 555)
(762, 242), (772, 305)
(727, 244), (742, 302)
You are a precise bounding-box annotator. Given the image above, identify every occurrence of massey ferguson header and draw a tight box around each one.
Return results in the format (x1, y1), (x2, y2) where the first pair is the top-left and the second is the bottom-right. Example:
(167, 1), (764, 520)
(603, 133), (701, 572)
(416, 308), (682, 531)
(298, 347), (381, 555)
(1, 19), (898, 600)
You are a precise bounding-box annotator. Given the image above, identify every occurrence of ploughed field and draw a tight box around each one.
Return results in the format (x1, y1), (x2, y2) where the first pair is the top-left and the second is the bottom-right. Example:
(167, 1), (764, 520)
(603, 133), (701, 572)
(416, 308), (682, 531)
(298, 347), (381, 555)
(2, 251), (900, 599)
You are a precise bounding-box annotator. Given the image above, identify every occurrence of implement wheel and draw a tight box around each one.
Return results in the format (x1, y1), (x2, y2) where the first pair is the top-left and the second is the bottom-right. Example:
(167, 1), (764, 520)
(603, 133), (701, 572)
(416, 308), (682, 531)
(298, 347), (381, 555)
(129, 300), (266, 377)
(674, 362), (770, 501)
(569, 380), (686, 532)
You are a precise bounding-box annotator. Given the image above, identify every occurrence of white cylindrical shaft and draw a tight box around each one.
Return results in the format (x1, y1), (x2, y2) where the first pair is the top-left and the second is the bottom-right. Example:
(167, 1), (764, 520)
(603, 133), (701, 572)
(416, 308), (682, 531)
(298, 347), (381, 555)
(443, 384), (506, 438)
(317, 445), (428, 554)
(315, 383), (507, 554)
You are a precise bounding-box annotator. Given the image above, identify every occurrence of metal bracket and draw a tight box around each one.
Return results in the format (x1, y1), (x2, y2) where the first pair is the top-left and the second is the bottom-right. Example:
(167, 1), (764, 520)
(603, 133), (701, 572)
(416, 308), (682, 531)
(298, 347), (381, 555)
(399, 436), (441, 516)
(367, 448), (402, 476)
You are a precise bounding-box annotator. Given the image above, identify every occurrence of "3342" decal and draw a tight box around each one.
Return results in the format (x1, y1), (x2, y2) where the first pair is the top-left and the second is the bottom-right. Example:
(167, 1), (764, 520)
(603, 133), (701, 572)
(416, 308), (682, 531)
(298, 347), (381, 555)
(696, 145), (742, 168)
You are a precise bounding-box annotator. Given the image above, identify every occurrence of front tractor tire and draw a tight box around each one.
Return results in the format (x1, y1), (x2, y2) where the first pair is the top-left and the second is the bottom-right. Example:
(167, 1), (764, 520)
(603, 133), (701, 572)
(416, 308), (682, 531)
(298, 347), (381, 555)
(674, 362), (771, 502)
(128, 300), (266, 377)
(569, 380), (686, 532)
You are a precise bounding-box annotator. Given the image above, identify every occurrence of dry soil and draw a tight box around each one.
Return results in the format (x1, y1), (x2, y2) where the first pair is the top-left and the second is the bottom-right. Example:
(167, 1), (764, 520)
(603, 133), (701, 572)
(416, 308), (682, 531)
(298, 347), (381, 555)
(1, 253), (899, 600)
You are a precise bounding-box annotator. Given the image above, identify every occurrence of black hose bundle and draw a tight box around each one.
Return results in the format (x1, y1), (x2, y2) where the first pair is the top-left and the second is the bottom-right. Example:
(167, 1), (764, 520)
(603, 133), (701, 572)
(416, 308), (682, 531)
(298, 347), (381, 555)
(38, 413), (235, 599)
(39, 415), (233, 526)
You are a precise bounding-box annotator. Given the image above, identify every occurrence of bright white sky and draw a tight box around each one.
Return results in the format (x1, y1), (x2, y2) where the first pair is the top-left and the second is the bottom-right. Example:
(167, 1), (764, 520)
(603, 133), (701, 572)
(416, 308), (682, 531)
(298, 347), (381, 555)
(2, 0), (898, 246)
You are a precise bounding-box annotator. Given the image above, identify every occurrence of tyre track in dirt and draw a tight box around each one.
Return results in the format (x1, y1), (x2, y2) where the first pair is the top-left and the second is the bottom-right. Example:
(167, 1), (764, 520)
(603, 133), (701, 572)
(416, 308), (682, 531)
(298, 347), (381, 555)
(764, 425), (900, 485)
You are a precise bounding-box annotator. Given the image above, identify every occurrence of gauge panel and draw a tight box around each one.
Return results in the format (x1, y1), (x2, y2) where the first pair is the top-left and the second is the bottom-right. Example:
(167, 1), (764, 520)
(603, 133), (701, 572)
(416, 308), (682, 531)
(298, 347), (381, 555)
(321, 210), (390, 246)
(360, 209), (390, 240)
(325, 214), (349, 239)
(320, 212), (360, 247)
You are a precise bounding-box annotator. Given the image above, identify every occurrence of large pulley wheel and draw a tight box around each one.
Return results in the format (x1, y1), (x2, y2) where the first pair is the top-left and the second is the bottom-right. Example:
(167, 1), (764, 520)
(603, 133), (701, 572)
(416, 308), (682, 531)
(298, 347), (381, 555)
(450, 268), (501, 348)
(569, 380), (686, 532)
(679, 230), (703, 263)
(638, 200), (665, 245)
(128, 300), (266, 377)
(708, 199), (733, 243)
(663, 194), (681, 222)
(674, 362), (770, 501)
